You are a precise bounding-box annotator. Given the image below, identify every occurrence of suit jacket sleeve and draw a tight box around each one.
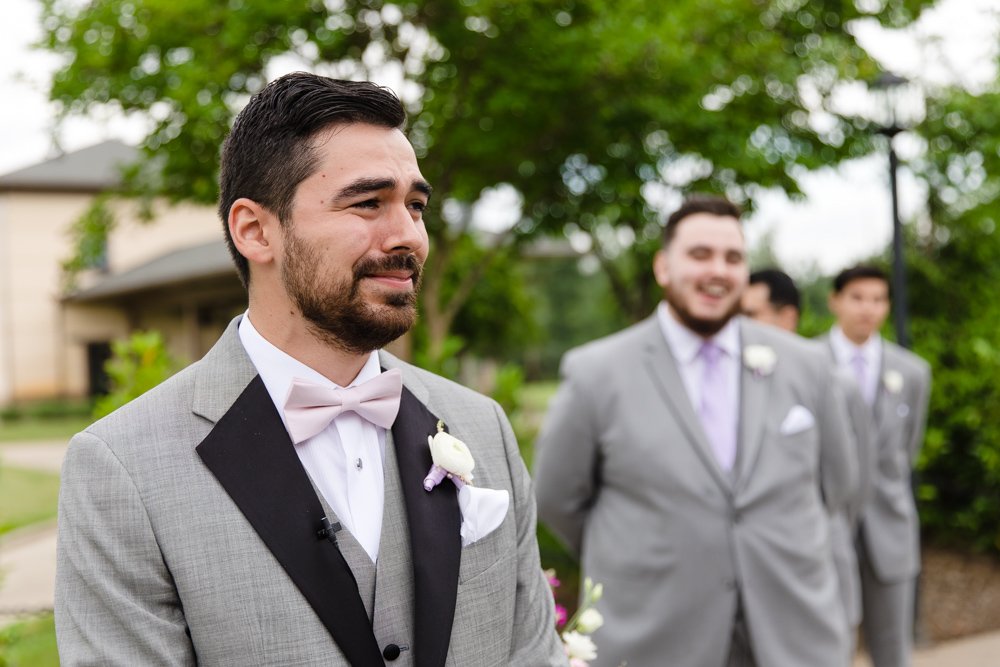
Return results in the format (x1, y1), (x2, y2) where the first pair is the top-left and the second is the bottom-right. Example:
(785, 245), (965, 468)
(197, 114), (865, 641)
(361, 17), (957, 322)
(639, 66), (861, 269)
(532, 350), (599, 557)
(906, 361), (932, 465)
(55, 430), (195, 666)
(816, 364), (860, 515)
(493, 402), (569, 665)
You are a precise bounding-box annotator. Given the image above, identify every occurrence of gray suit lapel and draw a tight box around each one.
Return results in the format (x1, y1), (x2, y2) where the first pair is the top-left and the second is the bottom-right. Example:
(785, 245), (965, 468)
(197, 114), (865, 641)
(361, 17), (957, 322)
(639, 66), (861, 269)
(639, 317), (732, 492)
(735, 322), (771, 487)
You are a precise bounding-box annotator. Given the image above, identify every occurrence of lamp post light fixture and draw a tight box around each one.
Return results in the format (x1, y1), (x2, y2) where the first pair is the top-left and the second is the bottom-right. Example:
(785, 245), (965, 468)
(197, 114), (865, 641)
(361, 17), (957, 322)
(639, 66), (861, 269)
(870, 71), (923, 350)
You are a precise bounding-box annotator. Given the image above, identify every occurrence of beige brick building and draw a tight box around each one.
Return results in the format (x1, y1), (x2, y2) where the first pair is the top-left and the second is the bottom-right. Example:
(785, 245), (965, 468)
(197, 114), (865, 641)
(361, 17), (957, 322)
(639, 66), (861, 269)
(0, 141), (244, 405)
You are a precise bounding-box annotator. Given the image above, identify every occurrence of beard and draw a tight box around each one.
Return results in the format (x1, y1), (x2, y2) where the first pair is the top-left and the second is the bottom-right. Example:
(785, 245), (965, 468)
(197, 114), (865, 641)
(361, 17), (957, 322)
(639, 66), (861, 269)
(663, 281), (741, 337)
(281, 231), (423, 354)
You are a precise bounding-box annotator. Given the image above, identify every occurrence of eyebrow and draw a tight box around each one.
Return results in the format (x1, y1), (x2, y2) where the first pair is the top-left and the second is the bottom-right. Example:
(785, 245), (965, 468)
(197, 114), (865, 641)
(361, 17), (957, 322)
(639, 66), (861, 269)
(333, 177), (433, 202)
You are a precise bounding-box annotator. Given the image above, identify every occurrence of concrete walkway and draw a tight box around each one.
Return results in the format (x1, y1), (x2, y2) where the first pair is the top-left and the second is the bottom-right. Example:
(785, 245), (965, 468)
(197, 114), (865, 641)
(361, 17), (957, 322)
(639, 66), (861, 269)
(0, 440), (66, 625)
(3, 440), (1000, 664)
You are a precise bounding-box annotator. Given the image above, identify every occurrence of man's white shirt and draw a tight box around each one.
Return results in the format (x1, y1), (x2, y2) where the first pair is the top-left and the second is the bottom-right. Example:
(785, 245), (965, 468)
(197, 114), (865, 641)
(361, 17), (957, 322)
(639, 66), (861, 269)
(239, 313), (386, 562)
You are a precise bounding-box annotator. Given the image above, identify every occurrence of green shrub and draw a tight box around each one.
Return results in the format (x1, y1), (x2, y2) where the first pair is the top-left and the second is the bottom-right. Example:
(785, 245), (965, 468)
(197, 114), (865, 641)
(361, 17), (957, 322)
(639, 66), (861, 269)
(93, 331), (181, 419)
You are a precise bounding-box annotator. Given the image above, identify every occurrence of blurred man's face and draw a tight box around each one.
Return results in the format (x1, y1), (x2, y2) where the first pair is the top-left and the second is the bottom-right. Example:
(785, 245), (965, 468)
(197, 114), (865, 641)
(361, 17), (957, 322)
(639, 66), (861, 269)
(653, 213), (748, 337)
(828, 277), (890, 345)
(742, 283), (799, 332)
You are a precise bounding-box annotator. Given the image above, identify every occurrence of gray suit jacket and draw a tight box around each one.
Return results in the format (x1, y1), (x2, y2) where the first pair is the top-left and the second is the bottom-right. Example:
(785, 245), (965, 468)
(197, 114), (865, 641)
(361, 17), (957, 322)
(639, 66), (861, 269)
(55, 317), (565, 666)
(534, 315), (857, 667)
(821, 334), (931, 583)
(823, 363), (875, 628)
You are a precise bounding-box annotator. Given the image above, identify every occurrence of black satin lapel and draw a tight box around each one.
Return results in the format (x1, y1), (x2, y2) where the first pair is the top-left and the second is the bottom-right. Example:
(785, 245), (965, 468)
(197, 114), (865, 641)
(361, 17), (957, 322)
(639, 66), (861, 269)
(392, 386), (461, 667)
(195, 376), (383, 667)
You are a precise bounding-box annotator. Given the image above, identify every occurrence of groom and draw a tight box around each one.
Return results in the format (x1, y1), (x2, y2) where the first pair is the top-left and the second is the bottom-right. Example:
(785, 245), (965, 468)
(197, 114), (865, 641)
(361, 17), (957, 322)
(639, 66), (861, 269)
(534, 195), (858, 667)
(55, 72), (564, 666)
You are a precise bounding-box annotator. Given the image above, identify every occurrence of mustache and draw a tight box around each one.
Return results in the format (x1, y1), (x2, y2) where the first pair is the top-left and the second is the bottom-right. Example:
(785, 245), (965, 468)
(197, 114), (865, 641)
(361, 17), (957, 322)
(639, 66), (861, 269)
(352, 253), (423, 284)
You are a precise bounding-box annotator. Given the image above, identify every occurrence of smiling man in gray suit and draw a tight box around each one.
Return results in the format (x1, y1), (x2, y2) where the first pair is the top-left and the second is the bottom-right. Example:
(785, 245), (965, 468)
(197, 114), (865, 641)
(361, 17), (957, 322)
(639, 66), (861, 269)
(823, 265), (932, 667)
(534, 195), (858, 667)
(55, 72), (564, 667)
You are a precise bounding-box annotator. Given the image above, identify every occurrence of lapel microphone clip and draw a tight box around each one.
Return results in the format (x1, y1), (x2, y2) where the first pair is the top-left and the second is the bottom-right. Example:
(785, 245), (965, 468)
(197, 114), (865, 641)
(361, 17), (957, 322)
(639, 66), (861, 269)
(316, 516), (342, 546)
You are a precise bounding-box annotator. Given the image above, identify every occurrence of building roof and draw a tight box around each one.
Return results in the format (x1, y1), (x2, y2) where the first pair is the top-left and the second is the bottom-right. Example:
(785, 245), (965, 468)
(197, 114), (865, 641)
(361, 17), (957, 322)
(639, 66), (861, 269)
(66, 240), (239, 302)
(0, 140), (138, 193)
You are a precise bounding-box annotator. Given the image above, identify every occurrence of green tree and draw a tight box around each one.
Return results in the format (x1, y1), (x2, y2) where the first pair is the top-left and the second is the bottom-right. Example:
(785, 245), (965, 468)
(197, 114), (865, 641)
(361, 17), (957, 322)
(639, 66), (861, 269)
(40, 0), (933, 362)
(901, 84), (1000, 553)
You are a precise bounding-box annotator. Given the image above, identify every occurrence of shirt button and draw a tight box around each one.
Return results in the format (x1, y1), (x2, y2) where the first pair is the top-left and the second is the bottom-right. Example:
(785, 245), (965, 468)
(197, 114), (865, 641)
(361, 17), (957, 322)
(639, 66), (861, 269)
(383, 644), (402, 660)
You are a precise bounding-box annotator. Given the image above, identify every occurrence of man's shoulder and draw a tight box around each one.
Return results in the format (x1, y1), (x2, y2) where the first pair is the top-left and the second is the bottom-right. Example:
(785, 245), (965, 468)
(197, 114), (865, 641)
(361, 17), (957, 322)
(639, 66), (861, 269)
(379, 351), (497, 411)
(882, 339), (932, 380)
(83, 359), (206, 442)
(741, 318), (827, 367)
(561, 317), (658, 367)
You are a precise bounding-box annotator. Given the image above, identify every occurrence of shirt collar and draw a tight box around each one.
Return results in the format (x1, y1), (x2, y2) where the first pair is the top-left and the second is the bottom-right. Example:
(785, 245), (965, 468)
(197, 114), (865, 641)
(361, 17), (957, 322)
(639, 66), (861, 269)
(656, 301), (741, 364)
(237, 312), (382, 421)
(830, 325), (882, 368)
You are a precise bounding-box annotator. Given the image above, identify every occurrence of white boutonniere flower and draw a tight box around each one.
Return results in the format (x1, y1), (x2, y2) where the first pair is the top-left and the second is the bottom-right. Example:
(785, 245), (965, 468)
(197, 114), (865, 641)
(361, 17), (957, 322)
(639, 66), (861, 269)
(424, 420), (475, 491)
(743, 345), (777, 376)
(883, 369), (904, 394)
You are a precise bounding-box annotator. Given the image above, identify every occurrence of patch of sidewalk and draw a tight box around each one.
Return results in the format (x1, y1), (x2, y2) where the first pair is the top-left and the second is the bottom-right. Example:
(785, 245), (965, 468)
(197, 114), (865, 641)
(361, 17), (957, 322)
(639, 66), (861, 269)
(0, 440), (68, 474)
(0, 522), (57, 625)
(853, 630), (1000, 667)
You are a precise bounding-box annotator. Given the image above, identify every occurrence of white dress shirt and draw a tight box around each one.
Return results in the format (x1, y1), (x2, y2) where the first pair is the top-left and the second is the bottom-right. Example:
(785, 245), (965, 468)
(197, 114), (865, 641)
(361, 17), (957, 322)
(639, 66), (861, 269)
(829, 326), (882, 405)
(656, 302), (741, 464)
(238, 313), (386, 562)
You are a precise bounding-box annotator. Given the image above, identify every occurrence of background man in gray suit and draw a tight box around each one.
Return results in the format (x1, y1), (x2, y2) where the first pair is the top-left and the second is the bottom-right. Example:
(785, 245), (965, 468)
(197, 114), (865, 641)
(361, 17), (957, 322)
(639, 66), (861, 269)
(742, 267), (875, 653)
(823, 265), (932, 667)
(534, 195), (858, 667)
(55, 72), (565, 666)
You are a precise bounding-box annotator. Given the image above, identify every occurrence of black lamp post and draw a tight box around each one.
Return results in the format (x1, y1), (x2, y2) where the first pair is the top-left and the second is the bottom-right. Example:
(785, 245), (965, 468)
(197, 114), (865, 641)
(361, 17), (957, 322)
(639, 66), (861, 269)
(871, 71), (920, 350)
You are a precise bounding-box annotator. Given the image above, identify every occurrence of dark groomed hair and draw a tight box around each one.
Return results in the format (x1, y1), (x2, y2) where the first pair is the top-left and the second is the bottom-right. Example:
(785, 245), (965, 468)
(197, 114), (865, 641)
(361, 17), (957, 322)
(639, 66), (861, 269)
(663, 194), (742, 247)
(832, 264), (889, 294)
(749, 268), (801, 312)
(218, 72), (407, 287)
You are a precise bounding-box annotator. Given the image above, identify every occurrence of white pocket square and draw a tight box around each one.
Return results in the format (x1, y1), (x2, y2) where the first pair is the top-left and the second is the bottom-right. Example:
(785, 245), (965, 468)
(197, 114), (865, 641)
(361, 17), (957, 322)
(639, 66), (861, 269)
(779, 405), (815, 435)
(457, 485), (509, 547)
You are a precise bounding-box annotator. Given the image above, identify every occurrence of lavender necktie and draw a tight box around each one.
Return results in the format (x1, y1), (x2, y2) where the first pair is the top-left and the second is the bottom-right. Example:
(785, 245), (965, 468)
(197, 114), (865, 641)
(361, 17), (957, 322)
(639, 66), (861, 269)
(851, 352), (873, 405)
(283, 368), (403, 444)
(698, 341), (737, 471)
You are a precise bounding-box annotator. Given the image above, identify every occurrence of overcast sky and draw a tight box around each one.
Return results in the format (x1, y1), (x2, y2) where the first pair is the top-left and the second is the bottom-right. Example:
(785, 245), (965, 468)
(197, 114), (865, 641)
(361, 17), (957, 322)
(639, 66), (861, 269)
(1, 0), (997, 275)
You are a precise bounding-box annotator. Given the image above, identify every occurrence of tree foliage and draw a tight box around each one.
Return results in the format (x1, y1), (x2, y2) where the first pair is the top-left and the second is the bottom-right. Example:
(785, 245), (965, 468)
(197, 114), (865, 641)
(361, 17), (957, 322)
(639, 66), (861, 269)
(904, 85), (1000, 553)
(40, 0), (933, 363)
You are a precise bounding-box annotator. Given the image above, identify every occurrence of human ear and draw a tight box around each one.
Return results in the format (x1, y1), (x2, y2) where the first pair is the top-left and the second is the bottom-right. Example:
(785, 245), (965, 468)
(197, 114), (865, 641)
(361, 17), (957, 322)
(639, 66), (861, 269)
(228, 198), (278, 267)
(653, 249), (670, 288)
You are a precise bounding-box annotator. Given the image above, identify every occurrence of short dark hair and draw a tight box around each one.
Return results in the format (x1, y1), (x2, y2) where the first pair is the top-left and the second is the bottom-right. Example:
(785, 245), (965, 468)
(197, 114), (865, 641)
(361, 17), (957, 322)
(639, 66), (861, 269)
(749, 268), (800, 312)
(218, 72), (408, 287)
(663, 194), (742, 246)
(832, 264), (889, 294)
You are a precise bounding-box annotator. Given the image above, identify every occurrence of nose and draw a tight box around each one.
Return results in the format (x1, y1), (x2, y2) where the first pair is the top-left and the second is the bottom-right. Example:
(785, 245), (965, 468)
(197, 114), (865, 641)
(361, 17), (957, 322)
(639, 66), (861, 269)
(382, 202), (427, 256)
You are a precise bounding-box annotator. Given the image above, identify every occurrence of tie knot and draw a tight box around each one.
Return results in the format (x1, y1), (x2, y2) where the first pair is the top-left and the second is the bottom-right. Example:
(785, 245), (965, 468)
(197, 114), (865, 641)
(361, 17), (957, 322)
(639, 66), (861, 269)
(699, 341), (723, 365)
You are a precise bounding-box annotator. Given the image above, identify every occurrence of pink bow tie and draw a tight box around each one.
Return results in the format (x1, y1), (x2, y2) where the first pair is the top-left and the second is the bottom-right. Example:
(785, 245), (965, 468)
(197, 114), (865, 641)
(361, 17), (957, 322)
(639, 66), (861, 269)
(282, 368), (403, 444)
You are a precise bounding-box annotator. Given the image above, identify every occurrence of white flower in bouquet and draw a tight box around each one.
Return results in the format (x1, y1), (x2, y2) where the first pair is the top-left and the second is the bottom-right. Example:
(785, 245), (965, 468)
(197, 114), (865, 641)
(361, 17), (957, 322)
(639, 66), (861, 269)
(576, 608), (604, 634)
(562, 631), (598, 661)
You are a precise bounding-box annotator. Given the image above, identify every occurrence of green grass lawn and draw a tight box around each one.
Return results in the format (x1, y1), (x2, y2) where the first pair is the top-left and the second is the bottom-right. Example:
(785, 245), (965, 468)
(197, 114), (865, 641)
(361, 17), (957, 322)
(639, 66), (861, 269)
(0, 467), (60, 537)
(0, 613), (59, 666)
(0, 417), (90, 443)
